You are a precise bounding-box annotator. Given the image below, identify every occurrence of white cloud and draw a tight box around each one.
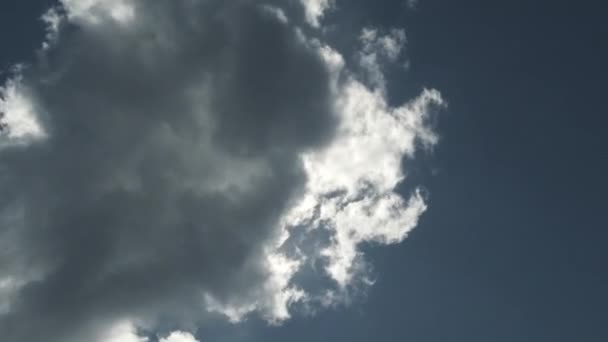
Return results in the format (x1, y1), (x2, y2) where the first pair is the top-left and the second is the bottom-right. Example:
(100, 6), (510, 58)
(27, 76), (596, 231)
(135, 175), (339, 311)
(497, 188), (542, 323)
(300, 0), (334, 27)
(358, 28), (408, 88)
(272, 46), (444, 289)
(98, 322), (199, 342)
(159, 331), (199, 342)
(41, 7), (62, 48)
(204, 251), (306, 324)
(0, 77), (45, 143)
(60, 0), (135, 25)
(258, 252), (307, 323)
(100, 321), (148, 342)
(260, 5), (289, 24)
(206, 40), (444, 318)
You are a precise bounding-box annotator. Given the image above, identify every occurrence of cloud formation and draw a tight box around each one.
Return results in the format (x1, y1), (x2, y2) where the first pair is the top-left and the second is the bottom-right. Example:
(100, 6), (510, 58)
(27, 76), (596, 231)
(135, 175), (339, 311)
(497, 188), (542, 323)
(299, 0), (334, 27)
(0, 1), (443, 341)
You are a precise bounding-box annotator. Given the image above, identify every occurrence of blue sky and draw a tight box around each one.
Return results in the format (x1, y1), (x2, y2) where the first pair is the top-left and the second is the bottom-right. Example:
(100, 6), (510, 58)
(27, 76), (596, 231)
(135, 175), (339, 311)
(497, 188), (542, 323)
(1, 1), (606, 341)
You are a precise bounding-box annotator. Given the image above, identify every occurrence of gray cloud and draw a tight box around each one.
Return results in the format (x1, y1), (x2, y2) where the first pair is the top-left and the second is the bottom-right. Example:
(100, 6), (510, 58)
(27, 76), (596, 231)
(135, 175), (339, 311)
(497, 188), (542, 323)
(0, 1), (334, 341)
(0, 1), (443, 341)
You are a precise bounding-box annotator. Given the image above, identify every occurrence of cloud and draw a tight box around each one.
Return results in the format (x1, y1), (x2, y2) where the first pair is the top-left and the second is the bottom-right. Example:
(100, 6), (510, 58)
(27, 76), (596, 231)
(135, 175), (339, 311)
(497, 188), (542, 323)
(300, 0), (334, 27)
(276, 43), (443, 295)
(97, 321), (199, 342)
(159, 331), (199, 342)
(61, 0), (136, 25)
(0, 0), (443, 341)
(0, 76), (45, 142)
(358, 28), (408, 89)
(99, 321), (149, 342)
(406, 0), (420, 10)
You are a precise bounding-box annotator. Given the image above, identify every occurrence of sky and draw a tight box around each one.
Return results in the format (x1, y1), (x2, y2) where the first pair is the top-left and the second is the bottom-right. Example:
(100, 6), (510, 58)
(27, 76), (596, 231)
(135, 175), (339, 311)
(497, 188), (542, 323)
(0, 1), (607, 342)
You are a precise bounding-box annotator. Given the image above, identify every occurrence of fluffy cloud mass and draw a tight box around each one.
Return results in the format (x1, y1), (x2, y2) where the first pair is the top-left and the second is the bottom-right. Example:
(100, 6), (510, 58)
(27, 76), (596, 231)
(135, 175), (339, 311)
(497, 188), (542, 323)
(0, 0), (443, 341)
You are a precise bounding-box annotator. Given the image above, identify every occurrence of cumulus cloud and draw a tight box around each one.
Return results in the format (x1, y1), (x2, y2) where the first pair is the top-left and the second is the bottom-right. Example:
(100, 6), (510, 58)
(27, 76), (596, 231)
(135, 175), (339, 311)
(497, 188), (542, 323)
(0, 0), (443, 341)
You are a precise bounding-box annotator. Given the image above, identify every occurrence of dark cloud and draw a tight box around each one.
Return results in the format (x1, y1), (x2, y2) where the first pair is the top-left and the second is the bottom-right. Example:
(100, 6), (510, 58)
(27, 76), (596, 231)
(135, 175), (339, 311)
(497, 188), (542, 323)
(0, 1), (444, 341)
(0, 1), (336, 341)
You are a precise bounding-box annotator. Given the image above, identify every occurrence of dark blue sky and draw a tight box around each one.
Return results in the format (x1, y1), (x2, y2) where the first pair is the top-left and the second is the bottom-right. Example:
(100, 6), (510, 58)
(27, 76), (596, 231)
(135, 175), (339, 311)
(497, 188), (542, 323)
(1, 0), (606, 341)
